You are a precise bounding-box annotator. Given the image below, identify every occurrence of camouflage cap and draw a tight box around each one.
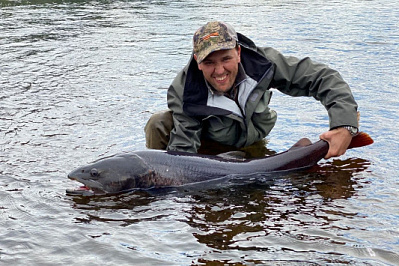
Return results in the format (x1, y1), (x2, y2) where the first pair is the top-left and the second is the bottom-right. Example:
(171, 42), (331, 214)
(193, 21), (238, 64)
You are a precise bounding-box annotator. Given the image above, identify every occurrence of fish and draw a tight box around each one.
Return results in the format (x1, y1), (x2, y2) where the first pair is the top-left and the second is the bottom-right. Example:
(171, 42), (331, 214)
(66, 132), (373, 195)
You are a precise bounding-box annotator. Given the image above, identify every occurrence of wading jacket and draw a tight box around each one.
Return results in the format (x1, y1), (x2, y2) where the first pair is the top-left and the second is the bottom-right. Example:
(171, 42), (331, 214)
(166, 33), (358, 153)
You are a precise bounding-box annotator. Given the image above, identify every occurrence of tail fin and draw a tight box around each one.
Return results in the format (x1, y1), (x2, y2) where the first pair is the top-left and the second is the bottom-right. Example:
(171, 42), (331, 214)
(347, 132), (374, 149)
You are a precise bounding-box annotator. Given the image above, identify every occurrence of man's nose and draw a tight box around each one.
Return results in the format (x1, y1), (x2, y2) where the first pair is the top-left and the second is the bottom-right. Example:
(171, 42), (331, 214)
(214, 63), (225, 74)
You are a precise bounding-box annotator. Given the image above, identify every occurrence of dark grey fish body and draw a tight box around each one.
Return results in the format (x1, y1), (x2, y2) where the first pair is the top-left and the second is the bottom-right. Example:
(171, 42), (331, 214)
(67, 138), (329, 194)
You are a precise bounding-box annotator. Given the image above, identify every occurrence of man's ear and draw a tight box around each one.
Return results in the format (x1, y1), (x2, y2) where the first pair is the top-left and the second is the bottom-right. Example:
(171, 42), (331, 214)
(193, 54), (202, 70)
(237, 46), (241, 63)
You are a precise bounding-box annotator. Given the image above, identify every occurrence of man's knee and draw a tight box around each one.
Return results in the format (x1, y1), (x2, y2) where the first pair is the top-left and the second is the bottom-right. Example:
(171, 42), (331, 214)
(144, 110), (173, 150)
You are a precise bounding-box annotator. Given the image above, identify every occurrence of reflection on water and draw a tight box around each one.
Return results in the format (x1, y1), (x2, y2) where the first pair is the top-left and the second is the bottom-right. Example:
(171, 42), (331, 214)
(1, 0), (398, 264)
(312, 158), (371, 200)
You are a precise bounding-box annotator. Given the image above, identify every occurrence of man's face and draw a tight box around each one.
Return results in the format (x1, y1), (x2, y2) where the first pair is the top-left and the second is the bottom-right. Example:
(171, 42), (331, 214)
(196, 46), (241, 93)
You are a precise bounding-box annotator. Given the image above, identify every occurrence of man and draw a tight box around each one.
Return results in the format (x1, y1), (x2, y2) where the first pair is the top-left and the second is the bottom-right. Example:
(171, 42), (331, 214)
(145, 21), (359, 159)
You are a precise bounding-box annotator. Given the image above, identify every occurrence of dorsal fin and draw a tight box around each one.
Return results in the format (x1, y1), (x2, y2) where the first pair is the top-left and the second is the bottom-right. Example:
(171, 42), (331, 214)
(288, 138), (312, 151)
(216, 151), (247, 161)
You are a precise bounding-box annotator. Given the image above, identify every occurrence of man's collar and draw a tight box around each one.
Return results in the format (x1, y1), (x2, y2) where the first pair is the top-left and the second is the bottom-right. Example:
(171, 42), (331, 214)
(235, 63), (247, 86)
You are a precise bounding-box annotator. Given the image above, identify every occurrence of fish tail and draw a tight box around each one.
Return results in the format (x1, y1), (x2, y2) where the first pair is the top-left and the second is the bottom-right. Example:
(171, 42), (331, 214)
(347, 132), (374, 149)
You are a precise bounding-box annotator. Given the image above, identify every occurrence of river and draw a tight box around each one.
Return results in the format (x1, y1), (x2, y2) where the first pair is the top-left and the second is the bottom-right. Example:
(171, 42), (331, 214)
(1, 0), (398, 265)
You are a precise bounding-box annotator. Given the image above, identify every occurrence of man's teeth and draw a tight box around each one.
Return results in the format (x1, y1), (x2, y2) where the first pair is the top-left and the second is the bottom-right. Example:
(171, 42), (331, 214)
(216, 75), (227, 81)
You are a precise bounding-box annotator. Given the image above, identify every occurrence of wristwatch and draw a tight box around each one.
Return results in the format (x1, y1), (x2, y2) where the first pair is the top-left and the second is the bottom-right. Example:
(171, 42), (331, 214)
(341, 126), (359, 136)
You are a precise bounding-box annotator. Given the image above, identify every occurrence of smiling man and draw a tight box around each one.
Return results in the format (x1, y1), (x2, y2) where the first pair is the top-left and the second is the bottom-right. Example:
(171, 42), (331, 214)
(144, 21), (359, 159)
(196, 46), (241, 94)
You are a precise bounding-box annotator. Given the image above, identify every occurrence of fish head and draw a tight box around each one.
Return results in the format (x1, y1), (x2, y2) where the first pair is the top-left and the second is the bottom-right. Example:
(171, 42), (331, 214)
(67, 153), (150, 195)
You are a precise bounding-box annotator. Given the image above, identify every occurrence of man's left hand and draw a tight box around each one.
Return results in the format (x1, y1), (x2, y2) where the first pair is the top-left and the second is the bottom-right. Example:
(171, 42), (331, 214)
(320, 127), (352, 159)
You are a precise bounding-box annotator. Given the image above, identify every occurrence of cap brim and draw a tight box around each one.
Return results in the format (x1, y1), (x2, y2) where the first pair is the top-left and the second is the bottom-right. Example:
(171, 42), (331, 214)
(196, 40), (236, 64)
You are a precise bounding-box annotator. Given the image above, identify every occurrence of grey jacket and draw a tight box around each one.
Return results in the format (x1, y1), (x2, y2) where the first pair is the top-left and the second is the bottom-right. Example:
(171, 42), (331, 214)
(166, 33), (358, 153)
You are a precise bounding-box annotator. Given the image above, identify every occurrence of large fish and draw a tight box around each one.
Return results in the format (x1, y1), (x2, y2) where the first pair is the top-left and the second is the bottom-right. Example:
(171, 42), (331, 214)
(67, 132), (373, 195)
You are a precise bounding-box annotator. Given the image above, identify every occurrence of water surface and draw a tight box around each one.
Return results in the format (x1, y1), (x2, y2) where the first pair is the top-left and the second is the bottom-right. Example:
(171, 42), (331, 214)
(1, 0), (398, 265)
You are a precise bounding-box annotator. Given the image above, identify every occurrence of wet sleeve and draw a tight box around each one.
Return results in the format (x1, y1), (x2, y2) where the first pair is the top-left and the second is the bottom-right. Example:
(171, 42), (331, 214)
(166, 71), (202, 153)
(263, 47), (358, 129)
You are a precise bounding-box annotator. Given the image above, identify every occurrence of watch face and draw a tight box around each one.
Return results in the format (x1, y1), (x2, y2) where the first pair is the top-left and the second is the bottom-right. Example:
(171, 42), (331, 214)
(346, 126), (358, 135)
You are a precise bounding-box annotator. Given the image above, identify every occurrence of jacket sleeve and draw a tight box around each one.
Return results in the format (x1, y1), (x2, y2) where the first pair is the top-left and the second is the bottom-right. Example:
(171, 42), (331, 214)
(262, 47), (358, 129)
(166, 69), (202, 153)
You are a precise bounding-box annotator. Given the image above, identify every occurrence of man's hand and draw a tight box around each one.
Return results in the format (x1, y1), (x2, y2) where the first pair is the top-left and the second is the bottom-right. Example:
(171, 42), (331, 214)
(320, 127), (353, 159)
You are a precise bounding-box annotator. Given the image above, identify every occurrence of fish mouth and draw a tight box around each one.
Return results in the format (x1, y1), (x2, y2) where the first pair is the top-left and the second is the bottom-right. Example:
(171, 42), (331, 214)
(66, 183), (106, 196)
(66, 185), (96, 196)
(67, 176), (106, 196)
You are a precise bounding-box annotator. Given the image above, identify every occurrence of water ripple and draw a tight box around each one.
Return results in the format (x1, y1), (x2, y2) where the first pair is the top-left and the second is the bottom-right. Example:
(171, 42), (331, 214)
(1, 0), (398, 264)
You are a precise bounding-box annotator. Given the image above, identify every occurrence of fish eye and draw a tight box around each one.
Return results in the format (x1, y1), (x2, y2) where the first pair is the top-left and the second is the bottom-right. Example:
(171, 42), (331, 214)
(90, 168), (99, 177)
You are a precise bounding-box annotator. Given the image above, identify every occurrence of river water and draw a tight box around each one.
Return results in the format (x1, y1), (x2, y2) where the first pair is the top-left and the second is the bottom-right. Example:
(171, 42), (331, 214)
(1, 0), (398, 265)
